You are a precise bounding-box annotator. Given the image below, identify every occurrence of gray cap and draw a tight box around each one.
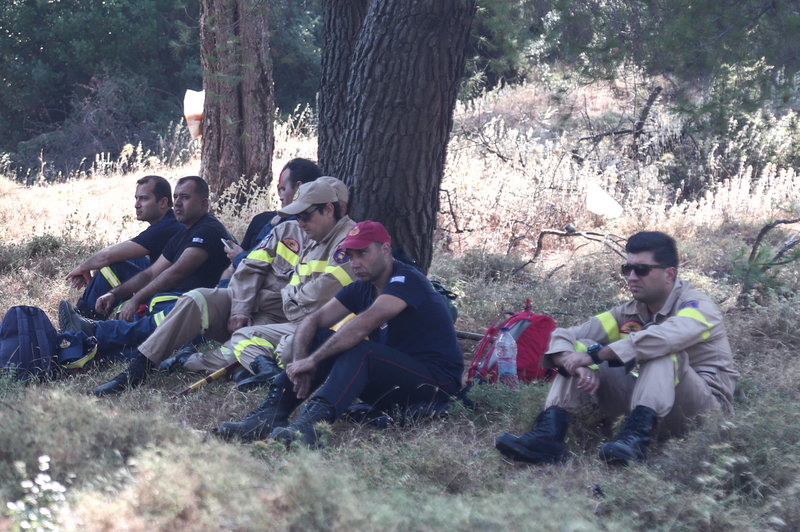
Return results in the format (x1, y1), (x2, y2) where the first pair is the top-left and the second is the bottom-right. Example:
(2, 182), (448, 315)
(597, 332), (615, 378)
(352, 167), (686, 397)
(316, 176), (349, 203)
(278, 180), (338, 216)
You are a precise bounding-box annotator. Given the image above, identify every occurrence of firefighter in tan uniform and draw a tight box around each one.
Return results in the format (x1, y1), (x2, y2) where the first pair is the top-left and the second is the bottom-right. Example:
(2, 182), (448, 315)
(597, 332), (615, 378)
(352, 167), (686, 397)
(495, 231), (738, 466)
(223, 179), (356, 374)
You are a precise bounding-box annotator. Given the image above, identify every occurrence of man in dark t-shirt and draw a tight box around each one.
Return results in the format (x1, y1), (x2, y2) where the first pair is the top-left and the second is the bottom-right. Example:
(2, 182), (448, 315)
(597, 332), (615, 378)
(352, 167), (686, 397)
(59, 177), (232, 379)
(66, 175), (183, 318)
(218, 220), (463, 445)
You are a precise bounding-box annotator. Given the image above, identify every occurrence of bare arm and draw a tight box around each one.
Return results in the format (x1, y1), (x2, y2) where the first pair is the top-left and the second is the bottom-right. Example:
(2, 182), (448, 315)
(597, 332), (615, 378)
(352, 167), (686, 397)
(66, 240), (149, 289)
(288, 294), (407, 375)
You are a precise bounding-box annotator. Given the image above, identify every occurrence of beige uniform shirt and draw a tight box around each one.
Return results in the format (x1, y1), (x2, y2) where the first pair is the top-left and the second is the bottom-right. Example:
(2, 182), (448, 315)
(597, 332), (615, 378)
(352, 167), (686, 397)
(228, 220), (308, 320)
(547, 279), (739, 408)
(282, 215), (356, 322)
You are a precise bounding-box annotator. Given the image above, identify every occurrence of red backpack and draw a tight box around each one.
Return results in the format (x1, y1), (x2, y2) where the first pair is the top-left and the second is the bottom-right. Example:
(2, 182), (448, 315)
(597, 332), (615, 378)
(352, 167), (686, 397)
(467, 300), (557, 385)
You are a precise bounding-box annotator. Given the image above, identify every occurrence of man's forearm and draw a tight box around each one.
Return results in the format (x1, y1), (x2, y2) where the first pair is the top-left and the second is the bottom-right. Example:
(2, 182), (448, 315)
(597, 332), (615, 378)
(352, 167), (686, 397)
(291, 314), (322, 361)
(110, 268), (154, 301)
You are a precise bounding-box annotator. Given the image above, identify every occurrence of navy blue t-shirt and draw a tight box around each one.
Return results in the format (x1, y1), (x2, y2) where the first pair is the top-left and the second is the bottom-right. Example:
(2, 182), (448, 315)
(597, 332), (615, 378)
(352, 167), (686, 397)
(161, 213), (232, 292)
(335, 260), (463, 392)
(130, 209), (183, 264)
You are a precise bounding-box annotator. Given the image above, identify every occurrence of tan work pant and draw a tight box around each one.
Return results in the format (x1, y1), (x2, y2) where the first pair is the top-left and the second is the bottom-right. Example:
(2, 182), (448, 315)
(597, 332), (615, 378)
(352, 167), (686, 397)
(544, 350), (721, 437)
(183, 322), (297, 372)
(138, 287), (284, 371)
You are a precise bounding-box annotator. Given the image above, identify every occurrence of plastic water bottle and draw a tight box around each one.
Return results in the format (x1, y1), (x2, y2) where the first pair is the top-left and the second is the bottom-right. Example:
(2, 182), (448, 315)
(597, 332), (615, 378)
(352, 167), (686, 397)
(495, 326), (519, 388)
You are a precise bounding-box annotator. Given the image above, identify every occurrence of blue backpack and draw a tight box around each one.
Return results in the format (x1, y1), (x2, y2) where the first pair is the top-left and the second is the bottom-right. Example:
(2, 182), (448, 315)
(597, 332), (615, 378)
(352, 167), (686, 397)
(0, 306), (59, 381)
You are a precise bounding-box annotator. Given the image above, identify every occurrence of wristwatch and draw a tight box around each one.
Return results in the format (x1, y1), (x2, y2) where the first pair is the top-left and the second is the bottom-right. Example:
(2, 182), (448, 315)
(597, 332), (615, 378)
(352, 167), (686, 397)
(587, 343), (603, 365)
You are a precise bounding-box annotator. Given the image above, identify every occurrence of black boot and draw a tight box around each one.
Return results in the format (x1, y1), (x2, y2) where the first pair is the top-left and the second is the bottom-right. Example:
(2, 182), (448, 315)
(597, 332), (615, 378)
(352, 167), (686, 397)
(270, 397), (336, 447)
(217, 379), (300, 441)
(598, 405), (658, 466)
(235, 355), (282, 391)
(58, 300), (97, 336)
(92, 352), (153, 396)
(495, 407), (571, 464)
(156, 344), (196, 373)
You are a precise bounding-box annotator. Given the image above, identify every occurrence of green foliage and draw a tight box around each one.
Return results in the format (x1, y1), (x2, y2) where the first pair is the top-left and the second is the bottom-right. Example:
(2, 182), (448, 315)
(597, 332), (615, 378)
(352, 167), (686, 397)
(0, 0), (200, 165)
(731, 219), (800, 305)
(268, 0), (323, 115)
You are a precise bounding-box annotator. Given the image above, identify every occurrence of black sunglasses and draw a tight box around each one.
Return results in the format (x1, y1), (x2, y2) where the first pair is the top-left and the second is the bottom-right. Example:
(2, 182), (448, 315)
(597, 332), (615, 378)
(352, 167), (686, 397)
(296, 206), (320, 223)
(621, 263), (668, 277)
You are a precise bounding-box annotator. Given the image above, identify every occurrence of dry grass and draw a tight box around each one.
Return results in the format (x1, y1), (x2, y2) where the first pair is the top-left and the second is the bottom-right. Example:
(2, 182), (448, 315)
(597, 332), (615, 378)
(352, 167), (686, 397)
(1, 82), (799, 531)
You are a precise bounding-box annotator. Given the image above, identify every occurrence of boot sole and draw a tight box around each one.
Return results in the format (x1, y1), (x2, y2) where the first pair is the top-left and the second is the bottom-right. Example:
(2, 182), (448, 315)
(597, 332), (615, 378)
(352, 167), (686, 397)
(495, 434), (563, 464)
(598, 443), (644, 466)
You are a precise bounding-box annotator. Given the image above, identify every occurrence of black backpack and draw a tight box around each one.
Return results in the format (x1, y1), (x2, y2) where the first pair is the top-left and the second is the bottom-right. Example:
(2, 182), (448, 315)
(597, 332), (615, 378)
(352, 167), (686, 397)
(0, 306), (59, 381)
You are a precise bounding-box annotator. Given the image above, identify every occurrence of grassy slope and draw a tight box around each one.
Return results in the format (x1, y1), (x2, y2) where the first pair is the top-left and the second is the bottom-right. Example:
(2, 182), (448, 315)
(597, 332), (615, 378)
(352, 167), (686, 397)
(1, 85), (799, 531)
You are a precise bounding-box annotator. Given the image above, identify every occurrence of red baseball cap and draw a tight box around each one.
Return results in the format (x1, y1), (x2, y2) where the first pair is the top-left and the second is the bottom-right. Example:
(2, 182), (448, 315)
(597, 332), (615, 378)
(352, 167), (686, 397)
(339, 221), (391, 250)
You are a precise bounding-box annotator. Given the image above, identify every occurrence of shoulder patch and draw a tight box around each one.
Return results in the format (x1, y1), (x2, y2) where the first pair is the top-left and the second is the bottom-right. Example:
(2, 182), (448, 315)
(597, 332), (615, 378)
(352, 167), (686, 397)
(619, 319), (643, 334)
(333, 249), (350, 264)
(679, 300), (699, 309)
(389, 275), (406, 284)
(281, 238), (300, 254)
(192, 237), (204, 244)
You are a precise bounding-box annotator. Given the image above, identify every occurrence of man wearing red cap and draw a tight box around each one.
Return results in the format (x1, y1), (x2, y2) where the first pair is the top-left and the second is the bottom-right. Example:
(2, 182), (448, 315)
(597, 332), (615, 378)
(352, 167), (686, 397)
(218, 221), (464, 446)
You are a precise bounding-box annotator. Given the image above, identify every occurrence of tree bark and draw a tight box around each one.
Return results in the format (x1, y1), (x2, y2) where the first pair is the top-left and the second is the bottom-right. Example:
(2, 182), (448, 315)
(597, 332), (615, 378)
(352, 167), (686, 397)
(200, 0), (274, 196)
(330, 0), (476, 273)
(317, 0), (369, 175)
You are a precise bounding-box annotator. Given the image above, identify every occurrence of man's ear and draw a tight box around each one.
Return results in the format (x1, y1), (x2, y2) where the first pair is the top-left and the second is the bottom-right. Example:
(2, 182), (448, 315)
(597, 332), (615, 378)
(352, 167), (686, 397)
(158, 196), (169, 210)
(666, 266), (677, 283)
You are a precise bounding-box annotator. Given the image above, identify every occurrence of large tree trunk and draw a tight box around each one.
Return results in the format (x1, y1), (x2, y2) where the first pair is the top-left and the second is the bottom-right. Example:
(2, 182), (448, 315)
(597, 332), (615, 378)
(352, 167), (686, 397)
(200, 0), (274, 196)
(317, 0), (369, 174)
(335, 0), (475, 273)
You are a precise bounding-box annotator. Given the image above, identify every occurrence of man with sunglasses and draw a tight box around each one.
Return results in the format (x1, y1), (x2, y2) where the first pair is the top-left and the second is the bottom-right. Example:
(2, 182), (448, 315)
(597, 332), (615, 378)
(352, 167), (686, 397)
(495, 231), (738, 466)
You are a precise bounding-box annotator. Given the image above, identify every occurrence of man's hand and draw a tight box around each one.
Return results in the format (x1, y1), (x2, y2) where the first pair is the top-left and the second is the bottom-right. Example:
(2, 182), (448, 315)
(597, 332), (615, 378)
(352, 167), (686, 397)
(95, 293), (117, 317)
(561, 351), (593, 374)
(291, 373), (312, 399)
(286, 357), (318, 399)
(66, 266), (92, 290)
(227, 314), (252, 334)
(118, 299), (139, 322)
(223, 240), (243, 261)
(575, 366), (600, 395)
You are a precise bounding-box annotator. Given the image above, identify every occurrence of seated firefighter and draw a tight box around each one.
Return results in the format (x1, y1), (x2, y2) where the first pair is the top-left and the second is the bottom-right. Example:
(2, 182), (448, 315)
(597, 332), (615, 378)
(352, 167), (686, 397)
(495, 231), (739, 466)
(59, 176), (232, 363)
(90, 178), (355, 396)
(65, 175), (183, 318)
(218, 157), (323, 286)
(217, 221), (464, 447)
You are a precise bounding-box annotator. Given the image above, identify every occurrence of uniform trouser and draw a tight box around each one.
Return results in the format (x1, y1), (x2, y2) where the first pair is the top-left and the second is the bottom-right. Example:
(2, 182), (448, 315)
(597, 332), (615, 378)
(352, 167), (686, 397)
(137, 287), (284, 370)
(544, 350), (721, 436)
(183, 322), (297, 373)
(77, 257), (150, 318)
(94, 292), (180, 350)
(294, 329), (458, 419)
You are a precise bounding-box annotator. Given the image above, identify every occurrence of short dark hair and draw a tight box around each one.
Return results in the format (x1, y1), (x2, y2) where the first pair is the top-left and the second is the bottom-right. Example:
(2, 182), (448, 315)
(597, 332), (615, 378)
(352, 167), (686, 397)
(282, 158), (323, 186)
(626, 231), (678, 267)
(137, 175), (173, 207)
(176, 175), (209, 199)
(313, 202), (342, 221)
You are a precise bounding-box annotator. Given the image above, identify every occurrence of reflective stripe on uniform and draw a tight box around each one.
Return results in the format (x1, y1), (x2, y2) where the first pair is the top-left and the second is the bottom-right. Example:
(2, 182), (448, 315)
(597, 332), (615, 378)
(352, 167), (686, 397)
(148, 294), (179, 313)
(275, 241), (301, 266)
(325, 265), (353, 286)
(571, 341), (598, 371)
(187, 289), (210, 333)
(676, 307), (712, 340)
(233, 336), (275, 364)
(153, 311), (166, 326)
(595, 311), (620, 342)
(245, 248), (276, 263)
(100, 266), (121, 288)
(671, 353), (680, 386)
